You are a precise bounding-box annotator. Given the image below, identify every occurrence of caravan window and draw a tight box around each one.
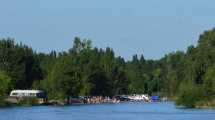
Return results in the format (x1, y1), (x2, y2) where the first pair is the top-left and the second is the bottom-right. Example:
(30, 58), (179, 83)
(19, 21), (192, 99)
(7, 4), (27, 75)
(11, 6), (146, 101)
(29, 93), (36, 96)
(12, 93), (18, 96)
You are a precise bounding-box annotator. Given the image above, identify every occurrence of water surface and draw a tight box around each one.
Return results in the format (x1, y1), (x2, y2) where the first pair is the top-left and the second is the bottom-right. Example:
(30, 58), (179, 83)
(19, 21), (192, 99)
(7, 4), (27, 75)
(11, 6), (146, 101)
(0, 102), (214, 120)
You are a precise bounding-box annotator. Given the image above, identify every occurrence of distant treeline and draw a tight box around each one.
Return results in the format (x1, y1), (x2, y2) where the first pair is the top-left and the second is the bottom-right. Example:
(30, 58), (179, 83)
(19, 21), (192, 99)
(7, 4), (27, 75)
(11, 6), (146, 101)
(1, 28), (215, 107)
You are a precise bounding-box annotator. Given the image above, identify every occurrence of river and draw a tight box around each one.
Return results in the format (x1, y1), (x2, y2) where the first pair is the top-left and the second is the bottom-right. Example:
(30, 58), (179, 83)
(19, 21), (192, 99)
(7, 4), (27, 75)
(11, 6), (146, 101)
(0, 102), (214, 120)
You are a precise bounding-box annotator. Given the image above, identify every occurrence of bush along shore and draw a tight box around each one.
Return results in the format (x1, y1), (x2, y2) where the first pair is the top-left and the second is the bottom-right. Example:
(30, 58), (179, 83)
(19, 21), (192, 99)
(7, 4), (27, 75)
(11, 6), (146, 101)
(1, 96), (117, 107)
(0, 97), (44, 107)
(0, 97), (12, 107)
(1, 28), (215, 108)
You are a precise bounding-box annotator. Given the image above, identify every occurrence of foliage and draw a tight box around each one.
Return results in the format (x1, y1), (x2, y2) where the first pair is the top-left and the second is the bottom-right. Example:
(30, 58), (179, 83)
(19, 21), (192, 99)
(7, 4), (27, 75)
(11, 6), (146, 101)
(0, 97), (12, 107)
(0, 71), (12, 97)
(18, 98), (38, 106)
(203, 65), (215, 97)
(176, 82), (205, 108)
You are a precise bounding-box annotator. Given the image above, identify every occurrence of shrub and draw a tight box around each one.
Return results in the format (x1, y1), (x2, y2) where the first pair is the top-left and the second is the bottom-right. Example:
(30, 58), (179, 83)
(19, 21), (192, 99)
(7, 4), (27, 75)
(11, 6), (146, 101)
(176, 83), (205, 108)
(18, 98), (38, 106)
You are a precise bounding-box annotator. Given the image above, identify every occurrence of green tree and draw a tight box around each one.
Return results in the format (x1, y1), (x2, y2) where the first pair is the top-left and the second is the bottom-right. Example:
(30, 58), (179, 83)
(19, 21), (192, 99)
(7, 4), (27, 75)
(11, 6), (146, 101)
(203, 66), (215, 97)
(0, 71), (12, 97)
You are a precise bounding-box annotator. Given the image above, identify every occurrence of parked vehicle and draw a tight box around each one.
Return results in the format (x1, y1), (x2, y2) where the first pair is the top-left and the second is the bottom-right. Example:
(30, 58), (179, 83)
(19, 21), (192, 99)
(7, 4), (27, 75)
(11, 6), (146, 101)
(10, 90), (47, 98)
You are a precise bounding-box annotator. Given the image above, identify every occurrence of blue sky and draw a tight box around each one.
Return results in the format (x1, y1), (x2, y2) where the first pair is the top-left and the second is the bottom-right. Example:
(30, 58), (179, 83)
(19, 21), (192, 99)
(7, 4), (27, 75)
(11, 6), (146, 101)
(0, 0), (215, 60)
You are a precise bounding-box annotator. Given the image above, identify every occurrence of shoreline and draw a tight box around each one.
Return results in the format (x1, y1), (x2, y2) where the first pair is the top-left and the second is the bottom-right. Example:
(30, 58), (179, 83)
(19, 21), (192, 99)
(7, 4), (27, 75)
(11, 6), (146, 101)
(1, 96), (215, 109)
(1, 102), (215, 109)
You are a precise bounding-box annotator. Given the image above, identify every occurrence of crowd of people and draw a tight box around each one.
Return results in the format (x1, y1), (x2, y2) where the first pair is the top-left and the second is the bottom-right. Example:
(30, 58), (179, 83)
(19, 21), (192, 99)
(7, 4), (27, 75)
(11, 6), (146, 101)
(82, 96), (120, 104)
(67, 95), (155, 105)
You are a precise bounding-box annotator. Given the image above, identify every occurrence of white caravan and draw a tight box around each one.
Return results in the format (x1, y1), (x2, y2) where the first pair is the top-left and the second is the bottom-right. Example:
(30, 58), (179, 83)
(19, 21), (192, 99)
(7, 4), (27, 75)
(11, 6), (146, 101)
(10, 90), (46, 98)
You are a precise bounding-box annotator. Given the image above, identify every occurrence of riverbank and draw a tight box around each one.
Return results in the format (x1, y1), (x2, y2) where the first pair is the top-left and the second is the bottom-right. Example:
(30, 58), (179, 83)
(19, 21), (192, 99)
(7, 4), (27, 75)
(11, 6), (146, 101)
(0, 96), (119, 107)
(175, 96), (215, 109)
(2, 95), (215, 109)
(194, 100), (215, 109)
(0, 94), (152, 107)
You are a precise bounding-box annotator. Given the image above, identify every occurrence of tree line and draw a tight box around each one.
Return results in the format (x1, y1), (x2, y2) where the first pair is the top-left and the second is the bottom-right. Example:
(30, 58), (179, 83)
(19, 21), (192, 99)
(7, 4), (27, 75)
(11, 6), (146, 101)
(1, 28), (215, 107)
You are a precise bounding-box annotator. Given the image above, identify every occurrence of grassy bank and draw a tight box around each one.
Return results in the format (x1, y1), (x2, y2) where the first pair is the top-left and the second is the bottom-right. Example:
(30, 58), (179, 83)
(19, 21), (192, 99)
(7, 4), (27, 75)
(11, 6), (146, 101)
(0, 97), (46, 107)
(176, 94), (215, 109)
(0, 97), (13, 107)
(194, 100), (215, 109)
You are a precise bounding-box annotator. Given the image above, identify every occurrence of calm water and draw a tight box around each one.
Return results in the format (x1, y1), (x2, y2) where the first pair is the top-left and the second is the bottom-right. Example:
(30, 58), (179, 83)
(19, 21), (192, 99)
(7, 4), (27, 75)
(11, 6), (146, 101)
(0, 102), (215, 120)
